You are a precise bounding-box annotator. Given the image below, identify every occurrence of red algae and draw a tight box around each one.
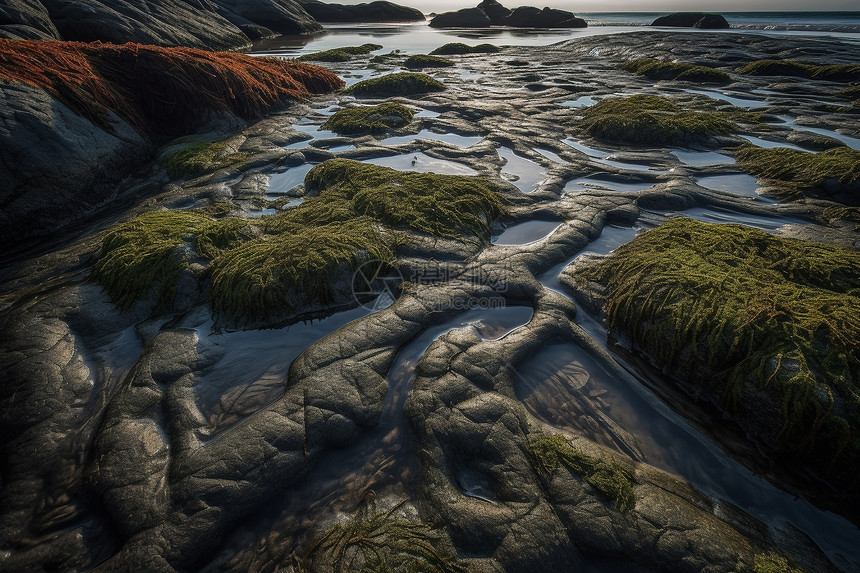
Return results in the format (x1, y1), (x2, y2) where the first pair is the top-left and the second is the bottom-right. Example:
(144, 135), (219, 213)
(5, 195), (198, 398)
(0, 39), (344, 138)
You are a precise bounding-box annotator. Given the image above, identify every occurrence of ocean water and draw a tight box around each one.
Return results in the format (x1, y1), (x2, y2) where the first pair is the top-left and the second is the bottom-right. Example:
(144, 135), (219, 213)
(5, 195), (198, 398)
(252, 11), (860, 55)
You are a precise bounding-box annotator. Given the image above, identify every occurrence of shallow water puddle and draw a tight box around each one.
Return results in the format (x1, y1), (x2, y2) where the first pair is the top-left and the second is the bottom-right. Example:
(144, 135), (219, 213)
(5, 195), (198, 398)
(194, 305), (374, 437)
(597, 157), (656, 172)
(564, 176), (655, 194)
(562, 137), (612, 159)
(661, 205), (809, 232)
(560, 95), (598, 108)
(738, 134), (810, 151)
(498, 146), (548, 192)
(492, 219), (561, 245)
(671, 149), (735, 166)
(247, 207), (276, 217)
(534, 147), (565, 163)
(366, 152), (477, 175)
(414, 108), (441, 118)
(695, 174), (765, 199)
(285, 123), (338, 149)
(380, 129), (483, 147)
(781, 119), (860, 150)
(685, 88), (769, 108)
(538, 225), (641, 294)
(328, 144), (356, 152)
(266, 164), (313, 195)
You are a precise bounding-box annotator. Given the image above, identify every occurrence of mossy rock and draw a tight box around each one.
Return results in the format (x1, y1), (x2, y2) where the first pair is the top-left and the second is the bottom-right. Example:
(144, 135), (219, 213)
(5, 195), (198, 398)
(623, 58), (732, 84)
(580, 94), (741, 146)
(430, 42), (501, 55)
(305, 158), (506, 241)
(322, 102), (414, 135)
(753, 552), (806, 573)
(739, 59), (860, 83)
(297, 43), (382, 62)
(404, 54), (455, 69)
(343, 72), (445, 96)
(736, 146), (860, 204)
(92, 160), (505, 321)
(297, 502), (466, 572)
(162, 141), (247, 179)
(842, 84), (859, 107)
(530, 433), (635, 511)
(571, 218), (860, 492)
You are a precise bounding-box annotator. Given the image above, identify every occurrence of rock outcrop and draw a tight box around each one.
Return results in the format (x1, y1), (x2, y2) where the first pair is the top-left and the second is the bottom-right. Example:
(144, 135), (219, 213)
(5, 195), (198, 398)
(0, 39), (342, 247)
(299, 0), (424, 22)
(431, 0), (586, 29)
(0, 0), (59, 39)
(652, 12), (730, 29)
(1, 0), (322, 49)
(429, 6), (491, 28)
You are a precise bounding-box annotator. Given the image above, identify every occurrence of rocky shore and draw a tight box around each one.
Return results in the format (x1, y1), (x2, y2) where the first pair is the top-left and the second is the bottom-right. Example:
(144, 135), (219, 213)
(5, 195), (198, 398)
(1, 23), (859, 573)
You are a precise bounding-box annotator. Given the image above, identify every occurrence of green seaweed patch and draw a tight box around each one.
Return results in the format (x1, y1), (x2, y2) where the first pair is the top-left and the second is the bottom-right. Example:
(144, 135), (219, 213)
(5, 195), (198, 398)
(530, 433), (635, 511)
(404, 54), (455, 69)
(91, 211), (243, 309)
(93, 160), (506, 319)
(622, 58), (731, 84)
(843, 84), (860, 107)
(298, 43), (382, 62)
(430, 42), (501, 55)
(577, 218), (860, 482)
(343, 72), (445, 96)
(739, 59), (860, 83)
(753, 552), (806, 573)
(299, 502), (466, 573)
(322, 102), (414, 135)
(163, 141), (247, 179)
(580, 95), (740, 146)
(305, 159), (506, 241)
(735, 146), (860, 202)
(209, 218), (393, 320)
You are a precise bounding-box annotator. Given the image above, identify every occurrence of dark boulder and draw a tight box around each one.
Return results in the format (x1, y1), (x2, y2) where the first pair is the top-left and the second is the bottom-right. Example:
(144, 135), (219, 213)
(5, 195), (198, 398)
(0, 0), (59, 39)
(429, 7), (491, 28)
(299, 0), (424, 22)
(651, 12), (729, 29)
(477, 0), (509, 25)
(214, 0), (321, 35)
(505, 6), (586, 28)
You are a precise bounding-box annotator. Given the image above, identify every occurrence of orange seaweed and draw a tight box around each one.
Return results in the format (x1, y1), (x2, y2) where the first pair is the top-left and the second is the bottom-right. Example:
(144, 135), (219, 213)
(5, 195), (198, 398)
(0, 39), (343, 138)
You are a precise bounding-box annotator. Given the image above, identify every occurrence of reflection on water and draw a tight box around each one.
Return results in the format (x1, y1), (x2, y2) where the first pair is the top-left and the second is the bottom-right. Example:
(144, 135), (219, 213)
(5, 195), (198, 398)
(366, 152), (477, 175)
(695, 173), (766, 199)
(492, 219), (561, 245)
(534, 147), (565, 163)
(498, 146), (548, 192)
(672, 149), (735, 167)
(564, 176), (654, 194)
(380, 129), (483, 147)
(266, 164), (314, 195)
(739, 134), (811, 151)
(562, 137), (612, 159)
(560, 95), (598, 108)
(686, 88), (769, 108)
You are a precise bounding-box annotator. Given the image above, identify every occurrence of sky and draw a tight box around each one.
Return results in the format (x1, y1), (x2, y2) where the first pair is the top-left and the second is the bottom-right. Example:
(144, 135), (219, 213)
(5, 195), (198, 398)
(336, 0), (858, 11)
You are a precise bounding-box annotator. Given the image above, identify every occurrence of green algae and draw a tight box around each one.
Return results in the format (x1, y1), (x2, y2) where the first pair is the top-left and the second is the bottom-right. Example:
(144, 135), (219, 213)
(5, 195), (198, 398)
(305, 159), (506, 241)
(404, 54), (455, 69)
(322, 102), (414, 135)
(735, 146), (860, 201)
(580, 94), (740, 146)
(739, 59), (860, 82)
(753, 552), (805, 573)
(430, 43), (501, 55)
(576, 218), (860, 481)
(297, 43), (382, 62)
(623, 58), (732, 84)
(163, 141), (247, 179)
(343, 72), (445, 97)
(93, 160), (506, 320)
(530, 433), (635, 512)
(90, 211), (236, 309)
(299, 502), (466, 573)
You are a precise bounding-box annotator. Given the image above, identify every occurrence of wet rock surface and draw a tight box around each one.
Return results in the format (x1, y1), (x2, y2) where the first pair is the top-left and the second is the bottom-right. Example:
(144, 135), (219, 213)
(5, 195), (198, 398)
(1, 30), (859, 572)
